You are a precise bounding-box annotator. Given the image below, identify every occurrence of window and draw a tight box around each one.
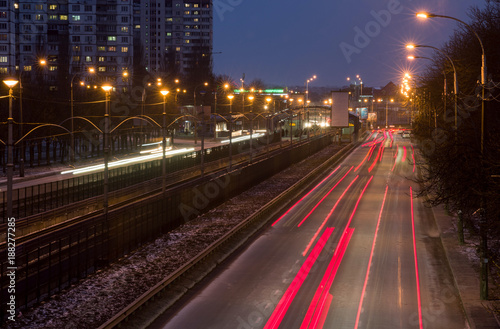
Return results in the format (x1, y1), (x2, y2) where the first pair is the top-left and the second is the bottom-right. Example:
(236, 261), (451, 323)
(23, 25), (32, 32)
(23, 65), (32, 71)
(98, 46), (106, 51)
(121, 6), (128, 12)
(72, 56), (80, 62)
(72, 5), (80, 11)
(22, 14), (31, 20)
(73, 46), (81, 52)
(23, 45), (32, 51)
(85, 16), (93, 21)
(23, 35), (31, 41)
(72, 36), (80, 42)
(49, 4), (57, 10)
(98, 56), (105, 62)
(121, 17), (128, 23)
(98, 66), (106, 72)
(49, 66), (58, 71)
(108, 36), (116, 41)
(36, 4), (43, 10)
(108, 46), (116, 52)
(84, 46), (93, 52)
(85, 26), (93, 32)
(23, 4), (31, 10)
(0, 1), (6, 8)
(35, 14), (43, 20)
(73, 26), (80, 32)
(72, 15), (81, 21)
(60, 15), (68, 20)
(121, 47), (128, 53)
(85, 5), (92, 11)
(0, 45), (6, 51)
(0, 56), (7, 63)
(49, 15), (57, 20)
(121, 37), (128, 42)
(121, 26), (128, 32)
(85, 56), (92, 62)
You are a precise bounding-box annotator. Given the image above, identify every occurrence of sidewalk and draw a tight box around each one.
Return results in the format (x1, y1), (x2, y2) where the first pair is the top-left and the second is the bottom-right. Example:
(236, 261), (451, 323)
(432, 204), (499, 328)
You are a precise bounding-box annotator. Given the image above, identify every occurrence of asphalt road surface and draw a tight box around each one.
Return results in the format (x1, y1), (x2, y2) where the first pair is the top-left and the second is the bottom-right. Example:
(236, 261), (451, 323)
(149, 130), (467, 329)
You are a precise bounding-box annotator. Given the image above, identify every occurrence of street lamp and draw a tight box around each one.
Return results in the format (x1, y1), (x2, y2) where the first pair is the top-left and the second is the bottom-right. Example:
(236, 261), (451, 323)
(305, 75), (317, 104)
(3, 79), (19, 220)
(101, 84), (112, 216)
(70, 67), (95, 164)
(160, 90), (169, 193)
(416, 12), (486, 152)
(227, 94), (234, 169)
(407, 45), (458, 131)
(417, 11), (489, 299)
(248, 95), (255, 163)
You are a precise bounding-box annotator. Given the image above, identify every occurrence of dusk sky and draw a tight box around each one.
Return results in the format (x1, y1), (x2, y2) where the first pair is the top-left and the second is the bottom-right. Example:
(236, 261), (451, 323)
(213, 0), (486, 89)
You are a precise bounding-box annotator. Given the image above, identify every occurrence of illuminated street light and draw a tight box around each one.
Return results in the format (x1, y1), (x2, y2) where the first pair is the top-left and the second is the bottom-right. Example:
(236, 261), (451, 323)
(416, 11), (487, 153)
(248, 95), (255, 163)
(3, 79), (19, 220)
(101, 84), (112, 216)
(406, 43), (459, 131)
(227, 94), (234, 169)
(70, 67), (95, 164)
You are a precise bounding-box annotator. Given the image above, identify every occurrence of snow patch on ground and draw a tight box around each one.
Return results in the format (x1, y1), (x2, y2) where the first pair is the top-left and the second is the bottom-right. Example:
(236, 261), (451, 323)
(7, 144), (344, 329)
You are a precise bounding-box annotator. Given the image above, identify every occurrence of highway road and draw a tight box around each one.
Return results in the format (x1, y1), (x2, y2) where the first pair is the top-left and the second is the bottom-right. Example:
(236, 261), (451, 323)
(148, 130), (467, 329)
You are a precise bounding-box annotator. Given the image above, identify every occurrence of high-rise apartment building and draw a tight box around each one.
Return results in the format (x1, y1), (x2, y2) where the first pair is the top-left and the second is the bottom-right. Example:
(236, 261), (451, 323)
(136, 0), (212, 77)
(0, 0), (213, 88)
(0, 0), (133, 89)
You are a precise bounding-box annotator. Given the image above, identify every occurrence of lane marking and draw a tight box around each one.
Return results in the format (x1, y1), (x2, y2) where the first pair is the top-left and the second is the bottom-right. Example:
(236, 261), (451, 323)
(297, 167), (353, 228)
(354, 185), (389, 329)
(272, 166), (341, 226)
(263, 228), (335, 329)
(410, 186), (424, 329)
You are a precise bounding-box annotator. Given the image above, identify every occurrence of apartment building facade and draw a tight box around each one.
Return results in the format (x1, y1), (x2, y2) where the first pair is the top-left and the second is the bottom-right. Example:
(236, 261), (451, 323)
(136, 0), (213, 77)
(0, 0), (213, 89)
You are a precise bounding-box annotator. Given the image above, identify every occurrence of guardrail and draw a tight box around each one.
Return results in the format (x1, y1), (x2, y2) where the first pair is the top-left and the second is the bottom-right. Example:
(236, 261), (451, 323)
(98, 140), (358, 328)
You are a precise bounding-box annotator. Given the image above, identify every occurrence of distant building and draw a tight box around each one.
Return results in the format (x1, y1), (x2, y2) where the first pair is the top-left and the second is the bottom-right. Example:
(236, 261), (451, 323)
(0, 0), (133, 89)
(136, 0), (213, 77)
(0, 0), (213, 90)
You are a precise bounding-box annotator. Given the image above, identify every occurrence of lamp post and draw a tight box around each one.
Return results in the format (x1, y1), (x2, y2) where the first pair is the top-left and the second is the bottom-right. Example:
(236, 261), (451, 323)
(227, 94), (234, 170)
(160, 90), (169, 193)
(193, 82), (208, 144)
(70, 67), (95, 164)
(407, 44), (458, 131)
(305, 75), (316, 104)
(248, 95), (254, 163)
(3, 79), (19, 220)
(289, 98), (294, 146)
(416, 12), (486, 152)
(101, 85), (112, 216)
(418, 12), (489, 300)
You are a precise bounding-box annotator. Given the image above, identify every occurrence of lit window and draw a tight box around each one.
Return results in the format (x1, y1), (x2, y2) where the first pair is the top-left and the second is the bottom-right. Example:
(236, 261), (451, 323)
(60, 15), (68, 20)
(121, 47), (128, 53)
(108, 36), (116, 41)
(72, 15), (81, 21)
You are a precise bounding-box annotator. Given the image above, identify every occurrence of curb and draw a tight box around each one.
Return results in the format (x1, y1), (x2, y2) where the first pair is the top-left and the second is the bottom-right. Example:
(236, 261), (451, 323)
(431, 204), (500, 329)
